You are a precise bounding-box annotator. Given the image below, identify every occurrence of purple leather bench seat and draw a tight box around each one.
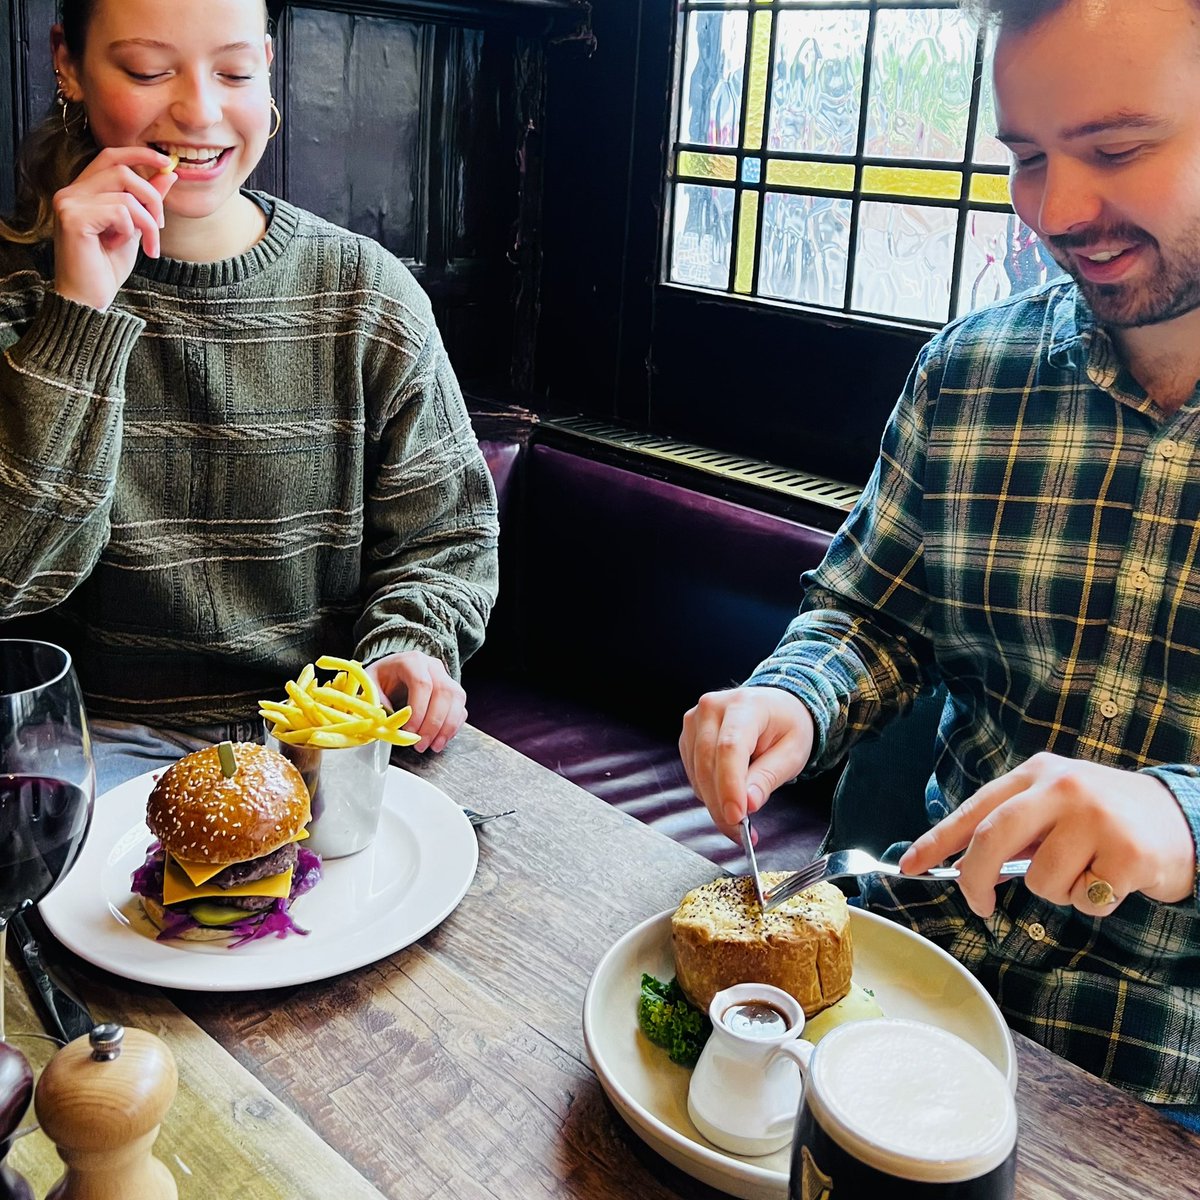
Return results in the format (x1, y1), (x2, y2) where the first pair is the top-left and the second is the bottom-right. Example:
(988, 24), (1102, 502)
(466, 439), (840, 870)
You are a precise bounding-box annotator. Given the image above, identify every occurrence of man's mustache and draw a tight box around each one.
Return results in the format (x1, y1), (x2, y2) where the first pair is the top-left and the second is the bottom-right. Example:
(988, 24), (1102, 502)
(1047, 225), (1154, 253)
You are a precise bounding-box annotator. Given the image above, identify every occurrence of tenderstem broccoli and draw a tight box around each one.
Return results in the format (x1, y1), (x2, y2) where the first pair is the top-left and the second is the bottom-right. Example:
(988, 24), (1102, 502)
(637, 973), (711, 1068)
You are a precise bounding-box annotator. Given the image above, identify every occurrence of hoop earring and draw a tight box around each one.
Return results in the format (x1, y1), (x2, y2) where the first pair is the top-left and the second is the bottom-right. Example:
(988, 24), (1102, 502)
(268, 97), (282, 141)
(55, 70), (88, 135)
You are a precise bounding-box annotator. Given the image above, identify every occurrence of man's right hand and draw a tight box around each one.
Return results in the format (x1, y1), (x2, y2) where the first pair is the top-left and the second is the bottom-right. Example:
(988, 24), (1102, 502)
(53, 146), (177, 312)
(679, 686), (815, 843)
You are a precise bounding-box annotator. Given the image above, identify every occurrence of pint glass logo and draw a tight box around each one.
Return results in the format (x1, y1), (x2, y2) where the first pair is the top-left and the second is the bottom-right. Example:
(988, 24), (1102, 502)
(800, 1145), (833, 1200)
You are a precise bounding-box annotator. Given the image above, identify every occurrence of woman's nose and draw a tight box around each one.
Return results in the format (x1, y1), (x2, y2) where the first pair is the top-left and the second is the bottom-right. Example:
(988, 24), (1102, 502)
(169, 75), (223, 130)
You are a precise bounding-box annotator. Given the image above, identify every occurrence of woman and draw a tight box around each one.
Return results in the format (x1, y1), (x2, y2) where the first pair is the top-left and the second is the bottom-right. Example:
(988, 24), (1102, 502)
(0, 0), (499, 790)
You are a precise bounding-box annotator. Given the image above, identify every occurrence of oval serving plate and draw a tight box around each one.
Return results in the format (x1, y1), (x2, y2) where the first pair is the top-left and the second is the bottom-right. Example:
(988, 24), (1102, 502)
(582, 906), (1016, 1200)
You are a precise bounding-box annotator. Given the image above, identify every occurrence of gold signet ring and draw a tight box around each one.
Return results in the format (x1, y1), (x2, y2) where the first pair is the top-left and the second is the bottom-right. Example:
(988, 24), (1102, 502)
(1086, 876), (1117, 907)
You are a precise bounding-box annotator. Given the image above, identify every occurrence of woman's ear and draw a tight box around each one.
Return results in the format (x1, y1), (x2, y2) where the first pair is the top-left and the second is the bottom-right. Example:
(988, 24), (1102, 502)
(265, 33), (274, 68)
(50, 24), (83, 103)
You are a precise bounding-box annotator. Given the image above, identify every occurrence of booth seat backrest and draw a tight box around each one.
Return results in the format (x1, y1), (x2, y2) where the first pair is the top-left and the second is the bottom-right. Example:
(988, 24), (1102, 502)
(511, 444), (835, 732)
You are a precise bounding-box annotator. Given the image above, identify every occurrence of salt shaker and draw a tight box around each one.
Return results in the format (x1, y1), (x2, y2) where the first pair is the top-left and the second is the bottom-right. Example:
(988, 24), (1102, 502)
(34, 1022), (179, 1200)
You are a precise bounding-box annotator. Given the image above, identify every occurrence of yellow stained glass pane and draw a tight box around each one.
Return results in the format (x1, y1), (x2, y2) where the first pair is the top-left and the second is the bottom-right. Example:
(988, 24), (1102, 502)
(743, 12), (772, 151)
(765, 160), (856, 192)
(969, 173), (1011, 206)
(861, 165), (962, 200)
(677, 151), (737, 182)
(734, 191), (760, 295)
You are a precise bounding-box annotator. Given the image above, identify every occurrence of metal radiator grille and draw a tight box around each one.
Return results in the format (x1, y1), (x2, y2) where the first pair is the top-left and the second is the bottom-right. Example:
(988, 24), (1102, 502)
(540, 416), (862, 513)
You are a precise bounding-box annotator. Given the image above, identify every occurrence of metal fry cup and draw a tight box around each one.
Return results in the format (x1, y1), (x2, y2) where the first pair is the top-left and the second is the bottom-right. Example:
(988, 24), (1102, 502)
(267, 734), (389, 859)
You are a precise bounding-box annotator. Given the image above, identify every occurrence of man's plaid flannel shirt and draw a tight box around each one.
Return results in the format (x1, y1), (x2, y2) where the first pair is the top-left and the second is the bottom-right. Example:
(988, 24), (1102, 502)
(748, 280), (1200, 1104)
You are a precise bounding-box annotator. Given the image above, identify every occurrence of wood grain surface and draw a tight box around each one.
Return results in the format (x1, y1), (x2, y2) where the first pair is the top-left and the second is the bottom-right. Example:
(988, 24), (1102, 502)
(6, 724), (1199, 1199)
(2, 957), (384, 1199)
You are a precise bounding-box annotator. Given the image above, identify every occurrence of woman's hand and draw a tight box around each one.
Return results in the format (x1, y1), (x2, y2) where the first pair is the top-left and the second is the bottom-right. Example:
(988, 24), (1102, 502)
(53, 146), (177, 312)
(900, 753), (1197, 917)
(679, 686), (815, 842)
(365, 651), (467, 753)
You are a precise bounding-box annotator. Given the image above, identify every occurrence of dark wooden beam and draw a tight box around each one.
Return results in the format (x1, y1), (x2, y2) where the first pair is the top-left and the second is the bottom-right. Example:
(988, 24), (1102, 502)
(283, 0), (583, 36)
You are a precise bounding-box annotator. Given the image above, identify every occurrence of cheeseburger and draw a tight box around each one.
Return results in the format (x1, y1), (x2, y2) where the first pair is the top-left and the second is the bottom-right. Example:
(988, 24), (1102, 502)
(131, 742), (321, 944)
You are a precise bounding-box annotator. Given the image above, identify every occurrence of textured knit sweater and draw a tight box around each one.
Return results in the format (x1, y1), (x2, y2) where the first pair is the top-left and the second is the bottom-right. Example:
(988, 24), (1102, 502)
(0, 193), (499, 726)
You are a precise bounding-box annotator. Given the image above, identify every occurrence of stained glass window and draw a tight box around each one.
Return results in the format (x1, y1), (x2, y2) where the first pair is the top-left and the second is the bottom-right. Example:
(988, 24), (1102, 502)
(665, 1), (1066, 328)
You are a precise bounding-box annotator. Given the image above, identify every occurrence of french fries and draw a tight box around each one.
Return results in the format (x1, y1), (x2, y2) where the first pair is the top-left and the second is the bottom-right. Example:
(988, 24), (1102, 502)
(259, 655), (420, 750)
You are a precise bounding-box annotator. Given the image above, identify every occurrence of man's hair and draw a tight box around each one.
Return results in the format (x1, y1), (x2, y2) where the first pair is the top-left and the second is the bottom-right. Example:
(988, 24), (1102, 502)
(963, 0), (1200, 31)
(960, 0), (1070, 29)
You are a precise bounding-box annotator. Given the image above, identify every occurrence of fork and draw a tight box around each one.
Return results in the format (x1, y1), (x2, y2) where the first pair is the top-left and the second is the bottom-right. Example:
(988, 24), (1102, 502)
(761, 848), (1030, 912)
(460, 806), (516, 828)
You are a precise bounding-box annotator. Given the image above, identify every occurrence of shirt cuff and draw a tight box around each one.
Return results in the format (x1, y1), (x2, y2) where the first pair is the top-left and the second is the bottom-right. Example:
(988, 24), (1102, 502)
(1140, 765), (1200, 908)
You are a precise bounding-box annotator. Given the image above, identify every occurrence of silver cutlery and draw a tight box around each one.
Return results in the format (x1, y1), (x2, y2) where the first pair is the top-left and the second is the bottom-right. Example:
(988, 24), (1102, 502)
(8, 910), (94, 1043)
(460, 806), (515, 828)
(762, 848), (1031, 912)
(739, 815), (765, 910)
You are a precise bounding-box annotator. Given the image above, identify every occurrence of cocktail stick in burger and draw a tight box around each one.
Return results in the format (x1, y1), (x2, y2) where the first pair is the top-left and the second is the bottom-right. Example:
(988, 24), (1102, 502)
(131, 743), (321, 944)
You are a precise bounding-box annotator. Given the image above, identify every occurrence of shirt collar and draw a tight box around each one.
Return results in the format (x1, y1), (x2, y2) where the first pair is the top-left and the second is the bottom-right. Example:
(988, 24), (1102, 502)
(1047, 283), (1138, 400)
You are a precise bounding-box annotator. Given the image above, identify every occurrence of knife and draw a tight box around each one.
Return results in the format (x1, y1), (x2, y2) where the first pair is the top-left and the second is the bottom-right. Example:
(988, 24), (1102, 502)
(8, 911), (95, 1044)
(739, 815), (765, 911)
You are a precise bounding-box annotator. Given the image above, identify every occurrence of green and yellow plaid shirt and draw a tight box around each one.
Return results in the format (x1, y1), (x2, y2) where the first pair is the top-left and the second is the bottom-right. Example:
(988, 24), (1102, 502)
(748, 280), (1200, 1104)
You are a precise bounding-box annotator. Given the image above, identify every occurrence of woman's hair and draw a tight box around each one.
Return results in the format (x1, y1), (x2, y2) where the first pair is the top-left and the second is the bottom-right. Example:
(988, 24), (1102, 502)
(1, 0), (270, 245)
(0, 1), (99, 243)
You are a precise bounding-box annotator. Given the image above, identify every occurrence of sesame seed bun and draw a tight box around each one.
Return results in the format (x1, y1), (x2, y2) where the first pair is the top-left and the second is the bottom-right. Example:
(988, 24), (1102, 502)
(147, 743), (310, 865)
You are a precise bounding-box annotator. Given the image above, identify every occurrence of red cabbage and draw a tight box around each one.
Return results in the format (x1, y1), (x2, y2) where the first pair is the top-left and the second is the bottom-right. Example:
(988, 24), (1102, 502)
(130, 840), (324, 949)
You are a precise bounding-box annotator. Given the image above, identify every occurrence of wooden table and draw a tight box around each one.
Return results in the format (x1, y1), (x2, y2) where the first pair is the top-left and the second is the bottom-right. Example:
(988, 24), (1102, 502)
(5, 725), (1200, 1198)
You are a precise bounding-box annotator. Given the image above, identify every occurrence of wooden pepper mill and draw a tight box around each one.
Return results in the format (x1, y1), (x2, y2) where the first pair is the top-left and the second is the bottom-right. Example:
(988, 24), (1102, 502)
(34, 1023), (178, 1200)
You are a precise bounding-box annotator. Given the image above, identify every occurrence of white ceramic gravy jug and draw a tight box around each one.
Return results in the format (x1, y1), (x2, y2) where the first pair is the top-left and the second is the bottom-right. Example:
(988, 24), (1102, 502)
(687, 982), (811, 1157)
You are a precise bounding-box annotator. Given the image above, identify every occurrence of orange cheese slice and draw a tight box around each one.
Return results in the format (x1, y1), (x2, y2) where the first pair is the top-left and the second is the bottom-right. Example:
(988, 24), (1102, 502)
(161, 856), (294, 906)
(172, 827), (309, 886)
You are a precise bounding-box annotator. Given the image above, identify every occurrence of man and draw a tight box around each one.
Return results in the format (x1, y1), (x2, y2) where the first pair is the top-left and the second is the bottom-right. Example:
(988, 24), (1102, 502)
(680, 0), (1200, 1112)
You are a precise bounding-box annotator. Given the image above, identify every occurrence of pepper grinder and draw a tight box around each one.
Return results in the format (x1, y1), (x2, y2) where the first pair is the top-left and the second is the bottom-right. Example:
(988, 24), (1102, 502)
(34, 1023), (178, 1200)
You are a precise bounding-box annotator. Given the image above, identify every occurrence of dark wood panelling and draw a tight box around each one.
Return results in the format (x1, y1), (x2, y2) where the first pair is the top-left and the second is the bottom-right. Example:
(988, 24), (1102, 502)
(1, 9), (13, 216)
(289, 0), (580, 33)
(280, 8), (427, 259)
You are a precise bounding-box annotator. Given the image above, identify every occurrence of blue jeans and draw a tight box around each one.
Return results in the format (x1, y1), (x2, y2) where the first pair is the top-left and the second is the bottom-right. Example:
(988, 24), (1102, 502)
(91, 718), (265, 796)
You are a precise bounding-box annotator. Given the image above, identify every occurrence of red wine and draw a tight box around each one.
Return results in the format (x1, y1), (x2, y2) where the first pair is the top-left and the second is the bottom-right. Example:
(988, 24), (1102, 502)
(0, 775), (91, 924)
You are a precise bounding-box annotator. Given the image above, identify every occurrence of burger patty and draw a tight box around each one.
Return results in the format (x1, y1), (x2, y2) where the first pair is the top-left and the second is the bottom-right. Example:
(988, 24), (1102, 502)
(207, 841), (299, 890)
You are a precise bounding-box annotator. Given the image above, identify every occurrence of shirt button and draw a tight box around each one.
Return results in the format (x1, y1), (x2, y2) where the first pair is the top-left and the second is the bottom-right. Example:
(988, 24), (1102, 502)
(1028, 922), (1046, 942)
(1133, 569), (1150, 589)
(1161, 440), (1179, 460)
(1100, 700), (1120, 719)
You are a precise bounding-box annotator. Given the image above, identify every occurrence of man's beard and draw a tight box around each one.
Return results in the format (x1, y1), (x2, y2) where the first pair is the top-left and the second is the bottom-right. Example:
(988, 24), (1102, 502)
(1047, 220), (1200, 328)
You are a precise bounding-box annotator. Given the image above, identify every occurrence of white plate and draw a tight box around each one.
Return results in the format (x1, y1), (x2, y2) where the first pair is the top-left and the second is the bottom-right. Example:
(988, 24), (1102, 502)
(40, 765), (477, 991)
(582, 906), (1017, 1200)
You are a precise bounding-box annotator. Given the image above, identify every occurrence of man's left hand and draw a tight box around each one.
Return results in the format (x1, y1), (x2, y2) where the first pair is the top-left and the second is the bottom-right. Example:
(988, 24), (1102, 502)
(900, 753), (1196, 917)
(365, 651), (466, 753)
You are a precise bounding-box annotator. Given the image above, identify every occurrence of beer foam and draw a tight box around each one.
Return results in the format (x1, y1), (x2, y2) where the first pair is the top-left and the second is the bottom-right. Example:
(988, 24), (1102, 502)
(808, 1019), (1016, 1183)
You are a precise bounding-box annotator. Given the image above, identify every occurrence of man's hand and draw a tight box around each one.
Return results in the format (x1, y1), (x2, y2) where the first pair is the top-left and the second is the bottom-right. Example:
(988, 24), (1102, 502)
(900, 752), (1197, 917)
(366, 651), (465, 753)
(679, 686), (814, 842)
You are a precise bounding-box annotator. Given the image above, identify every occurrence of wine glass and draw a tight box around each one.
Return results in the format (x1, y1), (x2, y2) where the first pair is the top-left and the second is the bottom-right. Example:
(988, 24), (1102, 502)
(0, 641), (94, 1043)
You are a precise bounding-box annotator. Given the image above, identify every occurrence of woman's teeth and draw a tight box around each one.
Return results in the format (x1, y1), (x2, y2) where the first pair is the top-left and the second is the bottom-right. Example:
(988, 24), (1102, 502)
(154, 146), (224, 166)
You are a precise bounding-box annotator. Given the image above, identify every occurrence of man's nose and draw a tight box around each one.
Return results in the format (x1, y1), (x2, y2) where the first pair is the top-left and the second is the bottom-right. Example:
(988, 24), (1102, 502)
(1037, 160), (1103, 238)
(169, 74), (222, 130)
